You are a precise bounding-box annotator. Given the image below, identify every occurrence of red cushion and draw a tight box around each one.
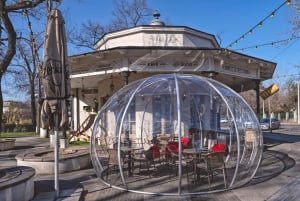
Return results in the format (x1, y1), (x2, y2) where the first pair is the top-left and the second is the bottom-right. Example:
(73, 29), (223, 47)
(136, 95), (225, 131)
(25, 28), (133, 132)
(211, 143), (228, 155)
(150, 145), (160, 159)
(181, 137), (189, 148)
(165, 142), (179, 158)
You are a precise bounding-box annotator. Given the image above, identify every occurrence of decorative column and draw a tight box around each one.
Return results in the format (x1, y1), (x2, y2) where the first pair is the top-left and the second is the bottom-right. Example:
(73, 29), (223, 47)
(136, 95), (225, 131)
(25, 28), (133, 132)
(120, 70), (131, 148)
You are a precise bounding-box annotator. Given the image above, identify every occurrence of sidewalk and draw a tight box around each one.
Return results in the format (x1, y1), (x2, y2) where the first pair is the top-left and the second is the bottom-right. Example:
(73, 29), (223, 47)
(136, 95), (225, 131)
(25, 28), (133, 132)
(80, 137), (300, 201)
(1, 127), (300, 201)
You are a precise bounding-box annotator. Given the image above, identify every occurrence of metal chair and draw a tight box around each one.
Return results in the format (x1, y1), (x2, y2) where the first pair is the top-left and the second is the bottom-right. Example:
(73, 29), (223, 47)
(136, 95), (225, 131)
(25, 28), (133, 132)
(107, 148), (127, 177)
(165, 141), (179, 164)
(97, 136), (109, 154)
(196, 151), (227, 189)
(240, 129), (256, 163)
(151, 145), (162, 167)
(175, 156), (194, 182)
(133, 145), (161, 176)
(166, 142), (194, 180)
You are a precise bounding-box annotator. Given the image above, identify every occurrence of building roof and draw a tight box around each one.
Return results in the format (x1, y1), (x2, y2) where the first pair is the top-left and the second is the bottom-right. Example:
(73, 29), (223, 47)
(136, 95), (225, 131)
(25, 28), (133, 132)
(94, 25), (220, 50)
(68, 13), (276, 92)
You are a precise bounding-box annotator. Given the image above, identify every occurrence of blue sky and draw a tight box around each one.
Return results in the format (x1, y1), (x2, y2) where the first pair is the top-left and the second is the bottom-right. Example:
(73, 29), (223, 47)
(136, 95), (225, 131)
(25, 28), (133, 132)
(4, 0), (299, 101)
(59, 0), (299, 87)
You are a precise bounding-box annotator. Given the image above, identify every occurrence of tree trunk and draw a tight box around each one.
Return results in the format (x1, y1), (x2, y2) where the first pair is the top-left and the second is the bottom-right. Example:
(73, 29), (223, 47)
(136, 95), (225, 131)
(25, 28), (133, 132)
(0, 74), (2, 133)
(30, 75), (37, 129)
(0, 0), (17, 133)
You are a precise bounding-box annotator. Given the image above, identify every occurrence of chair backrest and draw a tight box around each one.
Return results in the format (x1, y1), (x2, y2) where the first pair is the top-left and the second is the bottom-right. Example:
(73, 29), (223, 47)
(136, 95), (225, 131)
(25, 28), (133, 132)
(150, 145), (160, 159)
(206, 151), (225, 169)
(144, 148), (154, 160)
(167, 142), (179, 150)
(168, 145), (178, 153)
(106, 136), (118, 147)
(98, 136), (108, 151)
(165, 141), (179, 158)
(108, 149), (125, 165)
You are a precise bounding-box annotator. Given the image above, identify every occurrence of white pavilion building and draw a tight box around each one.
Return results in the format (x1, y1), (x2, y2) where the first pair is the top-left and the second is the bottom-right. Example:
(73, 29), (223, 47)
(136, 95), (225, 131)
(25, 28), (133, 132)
(68, 11), (276, 132)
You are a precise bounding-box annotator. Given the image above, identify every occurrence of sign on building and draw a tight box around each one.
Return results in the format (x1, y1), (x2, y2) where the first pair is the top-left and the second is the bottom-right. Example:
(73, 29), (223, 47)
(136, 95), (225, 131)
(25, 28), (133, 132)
(260, 84), (279, 100)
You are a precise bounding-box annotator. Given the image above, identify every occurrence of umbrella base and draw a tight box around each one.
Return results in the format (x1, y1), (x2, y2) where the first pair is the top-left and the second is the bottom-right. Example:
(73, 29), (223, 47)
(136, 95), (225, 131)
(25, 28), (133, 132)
(50, 135), (69, 148)
(50, 134), (54, 147)
(40, 128), (48, 138)
(60, 138), (69, 148)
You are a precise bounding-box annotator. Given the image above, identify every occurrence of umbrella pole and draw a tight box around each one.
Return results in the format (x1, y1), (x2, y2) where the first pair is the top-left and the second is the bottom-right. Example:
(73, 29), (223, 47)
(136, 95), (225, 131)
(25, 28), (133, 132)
(54, 112), (60, 197)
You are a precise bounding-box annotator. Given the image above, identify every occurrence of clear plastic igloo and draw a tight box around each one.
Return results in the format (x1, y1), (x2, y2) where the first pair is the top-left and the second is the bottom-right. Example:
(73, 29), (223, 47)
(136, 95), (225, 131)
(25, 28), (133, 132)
(91, 73), (262, 195)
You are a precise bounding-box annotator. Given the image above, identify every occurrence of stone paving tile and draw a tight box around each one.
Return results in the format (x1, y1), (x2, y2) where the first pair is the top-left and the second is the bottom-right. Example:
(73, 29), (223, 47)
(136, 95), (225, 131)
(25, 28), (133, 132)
(265, 175), (300, 201)
(80, 177), (241, 201)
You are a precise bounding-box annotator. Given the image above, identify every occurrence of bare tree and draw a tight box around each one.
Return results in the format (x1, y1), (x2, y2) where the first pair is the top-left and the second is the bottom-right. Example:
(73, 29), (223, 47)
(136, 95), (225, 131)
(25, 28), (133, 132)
(110, 0), (153, 30)
(7, 33), (43, 128)
(282, 78), (298, 111)
(288, 0), (300, 34)
(69, 20), (106, 50)
(0, 0), (45, 132)
(71, 0), (153, 50)
(240, 89), (257, 112)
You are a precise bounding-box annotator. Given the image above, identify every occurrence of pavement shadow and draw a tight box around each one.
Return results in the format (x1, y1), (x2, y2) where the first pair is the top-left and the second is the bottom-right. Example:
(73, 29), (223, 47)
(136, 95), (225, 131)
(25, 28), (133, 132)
(12, 145), (35, 150)
(263, 131), (300, 143)
(0, 146), (36, 158)
(34, 177), (86, 196)
(244, 149), (295, 187)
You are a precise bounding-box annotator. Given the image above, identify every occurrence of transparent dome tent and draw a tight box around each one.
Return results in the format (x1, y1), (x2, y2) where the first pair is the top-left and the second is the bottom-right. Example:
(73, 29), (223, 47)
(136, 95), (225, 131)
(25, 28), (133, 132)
(90, 74), (262, 195)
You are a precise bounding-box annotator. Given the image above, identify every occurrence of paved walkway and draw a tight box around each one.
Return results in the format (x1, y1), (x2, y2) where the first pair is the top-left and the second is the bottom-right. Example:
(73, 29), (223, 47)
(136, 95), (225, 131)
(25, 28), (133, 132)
(1, 125), (300, 201)
(265, 175), (300, 201)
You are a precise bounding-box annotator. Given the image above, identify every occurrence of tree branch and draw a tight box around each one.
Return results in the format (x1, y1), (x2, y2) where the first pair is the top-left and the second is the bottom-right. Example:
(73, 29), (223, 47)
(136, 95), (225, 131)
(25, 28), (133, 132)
(5, 0), (45, 12)
(0, 0), (16, 73)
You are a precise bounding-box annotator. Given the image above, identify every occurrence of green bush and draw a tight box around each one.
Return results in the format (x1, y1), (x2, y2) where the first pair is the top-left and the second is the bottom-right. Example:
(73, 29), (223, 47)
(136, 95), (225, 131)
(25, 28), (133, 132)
(20, 124), (35, 132)
(2, 124), (16, 133)
(1, 124), (35, 133)
(0, 132), (37, 138)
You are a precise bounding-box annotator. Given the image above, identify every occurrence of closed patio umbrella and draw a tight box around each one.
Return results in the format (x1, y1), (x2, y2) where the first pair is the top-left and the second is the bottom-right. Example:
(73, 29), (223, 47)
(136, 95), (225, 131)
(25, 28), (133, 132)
(40, 8), (69, 197)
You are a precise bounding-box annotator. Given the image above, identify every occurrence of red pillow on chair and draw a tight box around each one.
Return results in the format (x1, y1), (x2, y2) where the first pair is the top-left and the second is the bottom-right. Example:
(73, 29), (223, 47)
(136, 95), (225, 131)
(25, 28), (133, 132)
(181, 137), (189, 149)
(212, 143), (228, 156)
(165, 142), (179, 159)
(150, 145), (161, 159)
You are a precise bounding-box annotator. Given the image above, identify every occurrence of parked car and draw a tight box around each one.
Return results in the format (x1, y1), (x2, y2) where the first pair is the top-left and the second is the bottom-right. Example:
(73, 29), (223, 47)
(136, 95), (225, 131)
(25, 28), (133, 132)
(244, 121), (253, 129)
(260, 118), (281, 130)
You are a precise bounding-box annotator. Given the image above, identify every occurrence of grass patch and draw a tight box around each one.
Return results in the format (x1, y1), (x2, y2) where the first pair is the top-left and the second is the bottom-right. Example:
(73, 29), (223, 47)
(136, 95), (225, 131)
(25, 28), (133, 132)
(69, 140), (90, 146)
(0, 132), (37, 138)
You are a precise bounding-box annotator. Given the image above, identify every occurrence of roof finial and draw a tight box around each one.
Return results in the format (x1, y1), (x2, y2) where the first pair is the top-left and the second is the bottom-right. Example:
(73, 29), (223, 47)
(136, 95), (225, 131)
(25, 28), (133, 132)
(150, 10), (165, 26)
(153, 10), (160, 19)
